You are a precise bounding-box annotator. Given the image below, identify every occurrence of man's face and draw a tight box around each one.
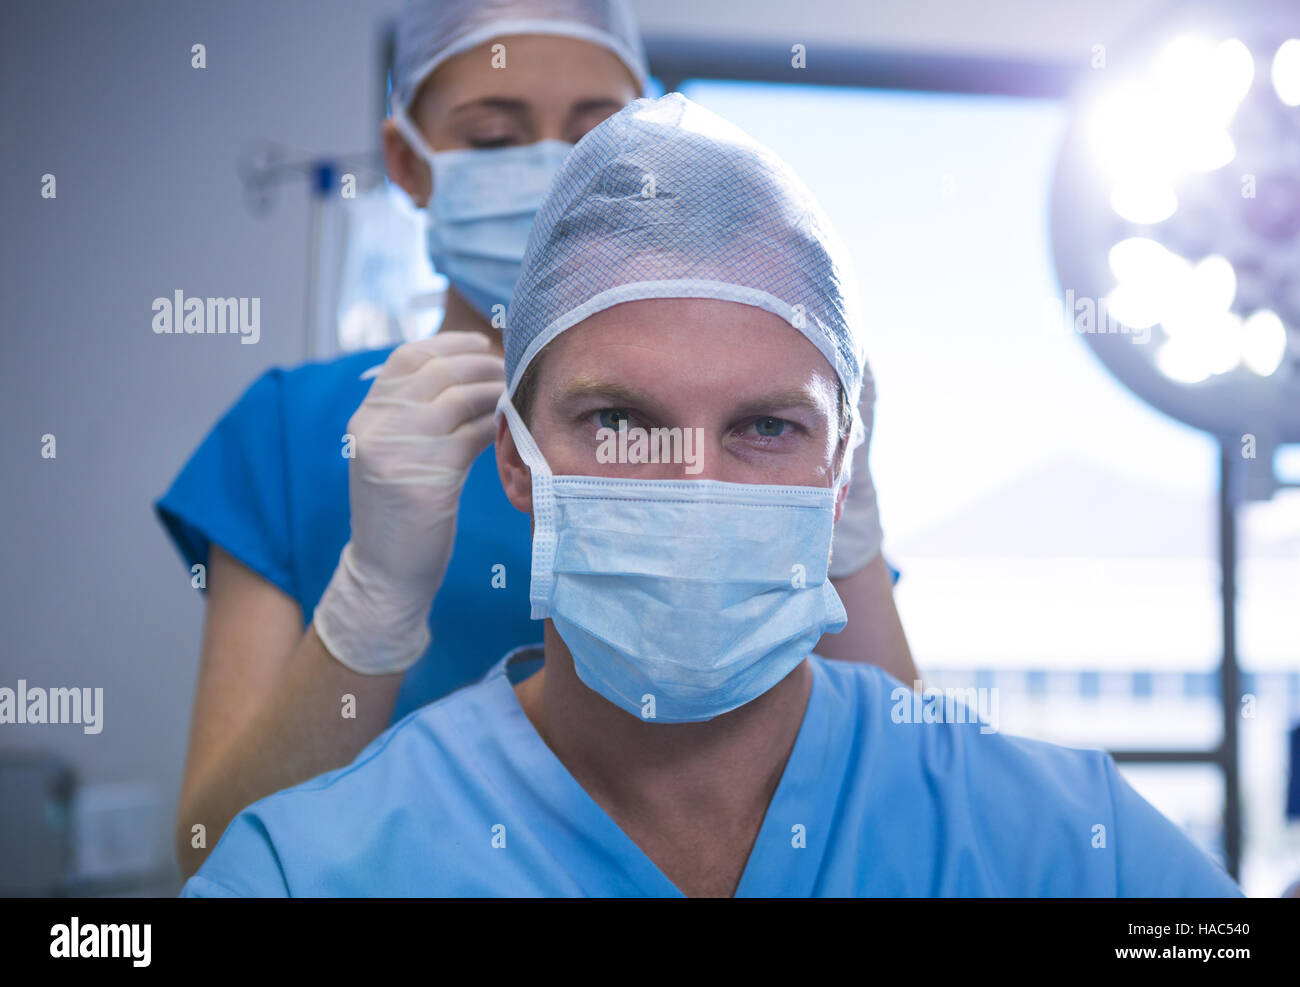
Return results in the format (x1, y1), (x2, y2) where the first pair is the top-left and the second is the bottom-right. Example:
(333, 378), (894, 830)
(519, 298), (847, 500)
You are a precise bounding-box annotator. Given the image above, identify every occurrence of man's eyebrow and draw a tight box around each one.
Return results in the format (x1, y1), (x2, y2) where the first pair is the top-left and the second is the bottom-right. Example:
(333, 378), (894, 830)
(554, 379), (833, 419)
(731, 388), (834, 420)
(553, 378), (652, 408)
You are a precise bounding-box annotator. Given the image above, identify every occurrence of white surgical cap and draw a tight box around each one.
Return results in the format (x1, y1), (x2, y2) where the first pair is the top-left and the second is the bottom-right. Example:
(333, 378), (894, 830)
(392, 0), (649, 114)
(504, 92), (872, 450)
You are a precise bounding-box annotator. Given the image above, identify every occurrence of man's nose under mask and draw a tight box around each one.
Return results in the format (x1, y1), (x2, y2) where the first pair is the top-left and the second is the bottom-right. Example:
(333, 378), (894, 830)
(392, 108), (572, 322)
(497, 390), (848, 724)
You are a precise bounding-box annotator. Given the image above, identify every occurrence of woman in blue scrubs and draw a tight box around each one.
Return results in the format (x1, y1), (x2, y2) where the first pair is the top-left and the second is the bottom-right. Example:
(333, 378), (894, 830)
(158, 0), (916, 879)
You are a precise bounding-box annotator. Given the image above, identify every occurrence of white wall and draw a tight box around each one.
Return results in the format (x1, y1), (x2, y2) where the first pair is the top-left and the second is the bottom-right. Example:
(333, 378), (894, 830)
(1, 0), (403, 892)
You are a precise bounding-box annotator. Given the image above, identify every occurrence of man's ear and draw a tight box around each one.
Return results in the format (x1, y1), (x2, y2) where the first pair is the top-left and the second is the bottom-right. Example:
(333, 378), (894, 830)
(496, 413), (533, 514)
(831, 435), (850, 525)
(380, 117), (432, 207)
(833, 475), (850, 525)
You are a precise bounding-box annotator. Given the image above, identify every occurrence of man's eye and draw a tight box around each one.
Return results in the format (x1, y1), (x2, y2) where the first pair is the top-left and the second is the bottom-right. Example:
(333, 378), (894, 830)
(597, 409), (631, 430)
(753, 416), (788, 438)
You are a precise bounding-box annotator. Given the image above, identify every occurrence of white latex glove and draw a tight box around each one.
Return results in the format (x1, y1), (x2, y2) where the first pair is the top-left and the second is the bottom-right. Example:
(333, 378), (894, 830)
(829, 375), (884, 579)
(313, 332), (506, 674)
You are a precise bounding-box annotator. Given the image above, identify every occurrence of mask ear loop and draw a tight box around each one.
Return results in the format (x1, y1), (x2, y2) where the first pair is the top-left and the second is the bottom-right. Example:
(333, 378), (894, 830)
(496, 390), (557, 619)
(390, 101), (439, 162)
(389, 103), (440, 209)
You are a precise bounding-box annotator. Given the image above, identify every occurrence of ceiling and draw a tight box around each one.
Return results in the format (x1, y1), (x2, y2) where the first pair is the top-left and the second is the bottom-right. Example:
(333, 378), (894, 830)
(629, 0), (1171, 62)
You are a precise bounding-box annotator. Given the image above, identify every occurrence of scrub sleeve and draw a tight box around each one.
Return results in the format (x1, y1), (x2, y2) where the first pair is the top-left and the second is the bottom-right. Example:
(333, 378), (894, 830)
(154, 348), (538, 720)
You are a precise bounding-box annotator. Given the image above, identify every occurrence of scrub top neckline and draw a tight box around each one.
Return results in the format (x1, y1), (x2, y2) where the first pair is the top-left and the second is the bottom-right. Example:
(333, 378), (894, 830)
(485, 646), (838, 898)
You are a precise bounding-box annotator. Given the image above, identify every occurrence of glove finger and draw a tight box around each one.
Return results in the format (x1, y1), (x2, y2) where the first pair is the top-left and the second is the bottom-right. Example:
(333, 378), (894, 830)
(375, 331), (492, 380)
(371, 408), (500, 481)
(376, 351), (505, 403)
(419, 379), (508, 436)
(446, 408), (499, 462)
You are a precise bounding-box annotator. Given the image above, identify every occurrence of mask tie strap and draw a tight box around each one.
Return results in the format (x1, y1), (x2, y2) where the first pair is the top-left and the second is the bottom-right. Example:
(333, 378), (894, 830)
(390, 102), (440, 165)
(389, 104), (441, 216)
(497, 390), (557, 619)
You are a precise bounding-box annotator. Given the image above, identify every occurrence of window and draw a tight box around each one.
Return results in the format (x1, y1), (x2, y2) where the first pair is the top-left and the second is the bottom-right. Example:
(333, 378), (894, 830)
(679, 79), (1300, 895)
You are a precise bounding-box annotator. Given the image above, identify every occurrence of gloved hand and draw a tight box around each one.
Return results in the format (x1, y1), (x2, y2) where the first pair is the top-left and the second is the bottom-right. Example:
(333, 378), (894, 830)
(829, 373), (884, 579)
(313, 332), (506, 674)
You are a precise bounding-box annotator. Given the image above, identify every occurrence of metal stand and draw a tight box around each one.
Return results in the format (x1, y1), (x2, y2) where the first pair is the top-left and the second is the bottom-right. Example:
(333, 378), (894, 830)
(1217, 443), (1243, 879)
(1110, 443), (1242, 880)
(236, 143), (388, 361)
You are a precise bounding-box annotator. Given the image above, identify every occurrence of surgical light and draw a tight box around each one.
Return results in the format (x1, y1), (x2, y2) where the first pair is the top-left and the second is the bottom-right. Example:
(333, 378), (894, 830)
(1242, 309), (1288, 375)
(1052, 0), (1300, 463)
(1273, 38), (1300, 105)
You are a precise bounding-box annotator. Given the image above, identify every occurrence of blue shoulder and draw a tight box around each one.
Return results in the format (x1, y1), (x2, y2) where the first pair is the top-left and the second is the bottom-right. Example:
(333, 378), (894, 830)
(186, 675), (487, 896)
(812, 658), (1240, 896)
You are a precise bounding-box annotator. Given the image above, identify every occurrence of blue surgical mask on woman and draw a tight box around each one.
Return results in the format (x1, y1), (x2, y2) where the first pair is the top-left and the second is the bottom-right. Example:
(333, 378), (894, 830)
(497, 391), (849, 724)
(392, 107), (571, 322)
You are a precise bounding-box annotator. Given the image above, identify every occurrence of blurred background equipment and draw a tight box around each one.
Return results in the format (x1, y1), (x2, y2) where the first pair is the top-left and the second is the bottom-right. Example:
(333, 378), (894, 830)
(1051, 0), (1300, 879)
(0, 753), (74, 896)
(236, 142), (446, 361)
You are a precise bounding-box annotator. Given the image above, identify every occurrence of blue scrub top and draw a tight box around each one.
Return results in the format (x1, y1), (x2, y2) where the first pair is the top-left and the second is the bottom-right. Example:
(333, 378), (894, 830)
(155, 347), (899, 720)
(155, 346), (537, 720)
(181, 652), (1242, 897)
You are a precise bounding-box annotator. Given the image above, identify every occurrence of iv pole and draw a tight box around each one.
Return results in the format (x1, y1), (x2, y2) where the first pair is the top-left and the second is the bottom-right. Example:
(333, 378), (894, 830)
(236, 142), (388, 361)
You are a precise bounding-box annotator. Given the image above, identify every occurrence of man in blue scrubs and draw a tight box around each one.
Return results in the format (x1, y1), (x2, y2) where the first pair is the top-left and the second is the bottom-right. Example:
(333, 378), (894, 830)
(182, 94), (1242, 898)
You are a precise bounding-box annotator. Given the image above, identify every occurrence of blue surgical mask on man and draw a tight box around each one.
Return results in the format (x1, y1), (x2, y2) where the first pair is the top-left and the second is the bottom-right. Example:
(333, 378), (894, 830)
(497, 391), (849, 723)
(391, 106), (571, 322)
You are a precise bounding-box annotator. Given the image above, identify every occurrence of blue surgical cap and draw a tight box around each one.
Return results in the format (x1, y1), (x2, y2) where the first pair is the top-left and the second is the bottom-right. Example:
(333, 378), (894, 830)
(504, 93), (871, 435)
(392, 0), (649, 114)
